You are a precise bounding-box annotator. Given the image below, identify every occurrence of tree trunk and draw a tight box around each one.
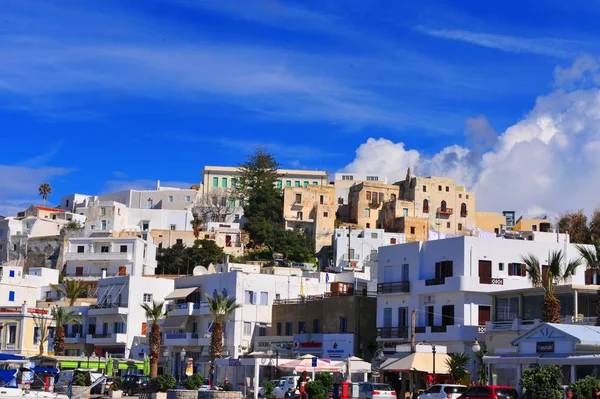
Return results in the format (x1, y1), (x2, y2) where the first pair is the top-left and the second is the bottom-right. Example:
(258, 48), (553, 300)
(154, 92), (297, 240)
(543, 294), (562, 323)
(39, 342), (45, 355)
(54, 327), (65, 356)
(210, 321), (223, 360)
(150, 323), (161, 378)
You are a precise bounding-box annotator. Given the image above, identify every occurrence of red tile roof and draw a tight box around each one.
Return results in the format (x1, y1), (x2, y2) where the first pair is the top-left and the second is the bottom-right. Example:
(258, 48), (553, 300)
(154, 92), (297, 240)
(35, 206), (66, 213)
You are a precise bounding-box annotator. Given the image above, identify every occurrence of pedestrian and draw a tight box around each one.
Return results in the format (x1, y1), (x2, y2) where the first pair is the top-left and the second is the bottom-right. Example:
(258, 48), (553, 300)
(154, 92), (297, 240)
(566, 388), (577, 399)
(297, 371), (311, 399)
(285, 388), (293, 399)
(223, 378), (233, 391)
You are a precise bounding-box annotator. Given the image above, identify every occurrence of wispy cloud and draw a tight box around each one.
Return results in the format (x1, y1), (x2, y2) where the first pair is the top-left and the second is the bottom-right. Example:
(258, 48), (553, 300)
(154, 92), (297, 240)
(415, 26), (580, 58)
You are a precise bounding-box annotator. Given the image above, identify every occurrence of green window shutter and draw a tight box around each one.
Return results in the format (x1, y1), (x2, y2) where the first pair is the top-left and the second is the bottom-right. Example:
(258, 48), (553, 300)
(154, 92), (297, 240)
(286, 180), (291, 187)
(222, 177), (227, 187)
(295, 181), (300, 187)
(212, 177), (218, 187)
(303, 181), (308, 188)
(276, 180), (282, 189)
(312, 181), (318, 185)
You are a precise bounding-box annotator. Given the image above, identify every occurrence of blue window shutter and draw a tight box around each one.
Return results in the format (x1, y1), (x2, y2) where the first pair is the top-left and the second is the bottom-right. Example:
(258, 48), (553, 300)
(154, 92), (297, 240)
(9, 270), (15, 277)
(9, 291), (15, 302)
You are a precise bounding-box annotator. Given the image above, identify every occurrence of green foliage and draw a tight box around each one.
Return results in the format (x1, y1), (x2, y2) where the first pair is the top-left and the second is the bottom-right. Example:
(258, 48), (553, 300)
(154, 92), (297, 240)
(474, 348), (494, 385)
(72, 372), (89, 386)
(314, 372), (334, 394)
(64, 221), (83, 230)
(183, 374), (205, 390)
(570, 375), (600, 399)
(557, 210), (591, 245)
(269, 228), (315, 262)
(151, 374), (177, 392)
(157, 240), (225, 275)
(520, 365), (563, 399)
(445, 352), (471, 384)
(110, 377), (122, 391)
(306, 380), (326, 399)
(262, 381), (276, 399)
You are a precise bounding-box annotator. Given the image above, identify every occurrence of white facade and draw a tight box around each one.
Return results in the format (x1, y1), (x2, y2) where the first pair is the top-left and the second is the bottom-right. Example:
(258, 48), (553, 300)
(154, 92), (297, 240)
(161, 264), (329, 374)
(376, 234), (589, 369)
(64, 236), (157, 279)
(332, 227), (405, 273)
(0, 266), (59, 306)
(84, 275), (175, 358)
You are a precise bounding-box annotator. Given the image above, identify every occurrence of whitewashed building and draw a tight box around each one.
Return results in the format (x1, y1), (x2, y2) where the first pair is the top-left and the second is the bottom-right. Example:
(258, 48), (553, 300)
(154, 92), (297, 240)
(160, 263), (328, 376)
(0, 266), (60, 306)
(376, 233), (590, 371)
(64, 236), (157, 279)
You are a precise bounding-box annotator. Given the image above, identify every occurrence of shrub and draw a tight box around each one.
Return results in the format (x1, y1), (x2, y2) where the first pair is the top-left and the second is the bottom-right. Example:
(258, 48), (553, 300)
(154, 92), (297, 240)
(263, 381), (276, 399)
(72, 372), (89, 386)
(110, 377), (122, 392)
(520, 366), (563, 399)
(570, 375), (600, 399)
(152, 374), (177, 392)
(315, 372), (334, 394)
(183, 374), (205, 390)
(306, 380), (326, 399)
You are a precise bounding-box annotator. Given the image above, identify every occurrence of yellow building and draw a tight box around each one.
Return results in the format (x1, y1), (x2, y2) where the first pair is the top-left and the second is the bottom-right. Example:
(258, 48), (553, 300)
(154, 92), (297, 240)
(0, 304), (54, 356)
(514, 216), (552, 232)
(476, 212), (507, 234)
(283, 185), (336, 262)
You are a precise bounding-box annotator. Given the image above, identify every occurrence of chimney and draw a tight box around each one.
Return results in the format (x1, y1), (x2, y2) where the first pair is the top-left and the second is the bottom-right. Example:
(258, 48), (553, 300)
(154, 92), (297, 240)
(156, 180), (161, 190)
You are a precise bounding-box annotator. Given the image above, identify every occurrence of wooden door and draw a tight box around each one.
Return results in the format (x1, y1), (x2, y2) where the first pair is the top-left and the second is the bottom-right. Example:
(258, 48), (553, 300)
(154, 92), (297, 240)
(479, 260), (492, 283)
(478, 306), (491, 326)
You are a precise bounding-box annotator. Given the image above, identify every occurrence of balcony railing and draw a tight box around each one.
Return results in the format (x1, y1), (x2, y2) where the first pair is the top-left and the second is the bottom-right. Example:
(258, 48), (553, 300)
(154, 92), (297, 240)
(425, 277), (446, 286)
(415, 327), (426, 333)
(89, 303), (127, 309)
(377, 281), (410, 294)
(431, 325), (448, 333)
(460, 210), (468, 217)
(274, 291), (376, 305)
(91, 333), (111, 339)
(437, 207), (453, 216)
(377, 327), (408, 339)
(479, 277), (504, 285)
(65, 252), (131, 261)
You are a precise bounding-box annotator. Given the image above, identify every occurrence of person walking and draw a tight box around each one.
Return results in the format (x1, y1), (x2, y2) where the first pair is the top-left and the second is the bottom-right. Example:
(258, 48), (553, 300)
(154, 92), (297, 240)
(297, 371), (311, 399)
(285, 388), (294, 399)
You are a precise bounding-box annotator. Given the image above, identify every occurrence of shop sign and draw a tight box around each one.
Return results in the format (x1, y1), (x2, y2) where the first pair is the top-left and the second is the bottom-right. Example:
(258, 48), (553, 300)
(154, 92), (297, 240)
(536, 341), (554, 353)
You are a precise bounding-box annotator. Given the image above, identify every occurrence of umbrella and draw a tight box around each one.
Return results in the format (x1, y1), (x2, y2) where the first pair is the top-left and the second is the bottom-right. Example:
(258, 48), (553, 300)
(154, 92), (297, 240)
(279, 354), (343, 373)
(106, 354), (113, 377)
(345, 356), (371, 373)
(143, 355), (150, 375)
(380, 352), (450, 374)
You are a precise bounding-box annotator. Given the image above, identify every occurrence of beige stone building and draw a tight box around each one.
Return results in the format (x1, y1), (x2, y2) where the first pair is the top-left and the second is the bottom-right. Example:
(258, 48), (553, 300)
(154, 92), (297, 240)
(476, 212), (507, 234)
(283, 185), (336, 261)
(347, 182), (400, 229)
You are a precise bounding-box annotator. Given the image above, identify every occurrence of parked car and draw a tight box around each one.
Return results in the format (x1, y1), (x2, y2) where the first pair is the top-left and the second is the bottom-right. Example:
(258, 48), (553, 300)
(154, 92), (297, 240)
(120, 375), (151, 396)
(358, 382), (396, 399)
(419, 384), (468, 399)
(457, 386), (518, 399)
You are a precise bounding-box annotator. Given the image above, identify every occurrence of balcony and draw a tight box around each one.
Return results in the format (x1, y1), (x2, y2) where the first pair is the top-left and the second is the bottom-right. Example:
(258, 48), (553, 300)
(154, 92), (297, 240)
(163, 332), (210, 347)
(66, 252), (132, 261)
(377, 327), (408, 339)
(166, 302), (210, 316)
(64, 333), (84, 344)
(436, 207), (453, 216)
(414, 325), (482, 341)
(425, 277), (445, 286)
(86, 333), (127, 344)
(377, 281), (410, 294)
(479, 277), (504, 285)
(88, 303), (128, 316)
(431, 325), (447, 333)
(485, 316), (596, 333)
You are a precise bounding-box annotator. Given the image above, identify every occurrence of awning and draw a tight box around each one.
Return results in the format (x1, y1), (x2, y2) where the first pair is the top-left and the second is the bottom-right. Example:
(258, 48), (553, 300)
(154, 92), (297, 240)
(162, 315), (189, 329)
(117, 361), (144, 370)
(165, 287), (198, 300)
(381, 352), (451, 374)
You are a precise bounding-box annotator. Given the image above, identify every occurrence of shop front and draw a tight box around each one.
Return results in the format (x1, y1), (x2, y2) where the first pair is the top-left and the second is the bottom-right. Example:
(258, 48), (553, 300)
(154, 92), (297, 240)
(484, 323), (600, 394)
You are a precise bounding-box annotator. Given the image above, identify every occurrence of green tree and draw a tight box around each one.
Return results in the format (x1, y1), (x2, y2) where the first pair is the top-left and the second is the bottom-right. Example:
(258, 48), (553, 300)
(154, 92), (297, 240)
(51, 306), (78, 356)
(473, 348), (494, 385)
(270, 228), (315, 262)
(445, 352), (470, 384)
(38, 183), (52, 206)
(520, 365), (563, 399)
(306, 381), (326, 399)
(589, 209), (600, 240)
(157, 242), (186, 274)
(557, 210), (590, 244)
(576, 238), (600, 325)
(236, 147), (282, 248)
(521, 250), (582, 323)
(262, 381), (276, 399)
(141, 301), (171, 378)
(51, 280), (88, 306)
(207, 294), (241, 360)
(570, 375), (600, 399)
(183, 374), (205, 390)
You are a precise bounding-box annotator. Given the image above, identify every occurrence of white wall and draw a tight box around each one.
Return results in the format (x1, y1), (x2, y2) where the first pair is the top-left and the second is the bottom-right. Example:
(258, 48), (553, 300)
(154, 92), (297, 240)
(0, 266), (59, 306)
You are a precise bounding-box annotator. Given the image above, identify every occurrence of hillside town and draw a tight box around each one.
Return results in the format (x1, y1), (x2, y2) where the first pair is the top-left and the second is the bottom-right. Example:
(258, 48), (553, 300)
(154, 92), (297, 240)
(2, 149), (600, 399)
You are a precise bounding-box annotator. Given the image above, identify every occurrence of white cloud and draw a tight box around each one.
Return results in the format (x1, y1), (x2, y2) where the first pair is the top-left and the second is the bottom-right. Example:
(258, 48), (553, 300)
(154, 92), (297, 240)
(343, 57), (600, 216)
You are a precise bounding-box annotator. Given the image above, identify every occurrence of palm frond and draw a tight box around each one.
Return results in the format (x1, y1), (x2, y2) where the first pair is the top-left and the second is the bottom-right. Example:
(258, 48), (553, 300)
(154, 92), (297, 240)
(140, 301), (167, 323)
(51, 306), (78, 325)
(577, 239), (600, 270)
(521, 253), (542, 287)
(206, 293), (241, 323)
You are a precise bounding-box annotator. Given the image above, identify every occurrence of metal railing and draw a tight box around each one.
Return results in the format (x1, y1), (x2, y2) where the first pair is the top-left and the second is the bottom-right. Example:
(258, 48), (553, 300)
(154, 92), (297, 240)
(425, 277), (445, 286)
(377, 281), (410, 294)
(479, 277), (504, 285)
(377, 327), (408, 339)
(274, 291), (376, 305)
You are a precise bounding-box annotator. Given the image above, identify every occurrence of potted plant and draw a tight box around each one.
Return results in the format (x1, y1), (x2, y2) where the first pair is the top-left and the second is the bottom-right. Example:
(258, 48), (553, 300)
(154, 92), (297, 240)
(110, 377), (123, 398)
(150, 374), (176, 399)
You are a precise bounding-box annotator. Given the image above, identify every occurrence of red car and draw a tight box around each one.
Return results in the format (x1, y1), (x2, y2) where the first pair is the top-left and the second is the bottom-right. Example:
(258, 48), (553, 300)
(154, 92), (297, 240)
(457, 386), (518, 399)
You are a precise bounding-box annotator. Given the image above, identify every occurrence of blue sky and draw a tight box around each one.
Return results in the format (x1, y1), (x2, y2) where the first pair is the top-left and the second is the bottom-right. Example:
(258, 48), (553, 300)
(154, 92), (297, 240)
(2, 0), (600, 216)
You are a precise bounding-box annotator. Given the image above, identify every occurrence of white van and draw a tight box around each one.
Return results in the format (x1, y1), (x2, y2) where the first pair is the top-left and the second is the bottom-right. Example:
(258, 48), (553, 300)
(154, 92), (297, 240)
(274, 376), (301, 399)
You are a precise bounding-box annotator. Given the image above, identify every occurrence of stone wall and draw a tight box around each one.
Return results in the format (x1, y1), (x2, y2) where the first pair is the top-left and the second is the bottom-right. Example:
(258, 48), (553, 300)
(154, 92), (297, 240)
(198, 391), (245, 399)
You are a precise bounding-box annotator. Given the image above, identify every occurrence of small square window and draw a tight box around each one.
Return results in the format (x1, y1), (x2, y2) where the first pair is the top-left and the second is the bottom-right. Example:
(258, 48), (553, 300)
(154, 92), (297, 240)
(499, 263), (504, 271)
(9, 270), (15, 278)
(295, 193), (302, 203)
(445, 186), (449, 192)
(410, 226), (415, 234)
(458, 194), (462, 198)
(438, 185), (442, 191)
(168, 196), (174, 202)
(458, 223), (462, 231)
(446, 222), (451, 228)
(143, 293), (153, 302)
(466, 194), (470, 199)
(422, 185), (426, 192)
(323, 212), (329, 217)
(170, 224), (176, 230)
(185, 196), (191, 202)
(120, 245), (127, 253)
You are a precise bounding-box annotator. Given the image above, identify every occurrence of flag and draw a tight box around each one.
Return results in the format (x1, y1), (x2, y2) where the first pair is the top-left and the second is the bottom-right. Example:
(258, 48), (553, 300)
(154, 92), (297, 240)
(325, 272), (330, 284)
(300, 279), (305, 297)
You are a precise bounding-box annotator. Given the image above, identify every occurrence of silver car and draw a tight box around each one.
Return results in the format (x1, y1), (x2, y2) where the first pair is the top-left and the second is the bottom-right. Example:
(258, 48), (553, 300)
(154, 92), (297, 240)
(419, 384), (468, 399)
(359, 383), (396, 399)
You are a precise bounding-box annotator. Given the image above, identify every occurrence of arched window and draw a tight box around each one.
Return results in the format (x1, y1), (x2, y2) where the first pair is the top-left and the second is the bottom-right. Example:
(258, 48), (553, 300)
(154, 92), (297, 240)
(441, 200), (447, 211)
(461, 203), (467, 217)
(423, 199), (429, 213)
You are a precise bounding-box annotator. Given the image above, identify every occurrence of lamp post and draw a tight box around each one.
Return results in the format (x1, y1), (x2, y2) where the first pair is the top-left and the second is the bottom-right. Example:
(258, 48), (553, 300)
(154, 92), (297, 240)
(163, 348), (170, 377)
(418, 341), (436, 386)
(472, 339), (481, 385)
(180, 348), (186, 384)
(267, 346), (280, 379)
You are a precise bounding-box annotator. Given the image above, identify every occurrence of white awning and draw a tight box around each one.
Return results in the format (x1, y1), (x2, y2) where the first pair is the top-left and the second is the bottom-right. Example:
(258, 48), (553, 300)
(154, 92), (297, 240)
(162, 315), (189, 329)
(164, 287), (198, 300)
(381, 352), (450, 374)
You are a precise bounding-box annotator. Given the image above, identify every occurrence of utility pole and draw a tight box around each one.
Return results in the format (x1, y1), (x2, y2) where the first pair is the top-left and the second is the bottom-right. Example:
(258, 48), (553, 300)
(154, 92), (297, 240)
(347, 226), (352, 268)
(410, 310), (417, 399)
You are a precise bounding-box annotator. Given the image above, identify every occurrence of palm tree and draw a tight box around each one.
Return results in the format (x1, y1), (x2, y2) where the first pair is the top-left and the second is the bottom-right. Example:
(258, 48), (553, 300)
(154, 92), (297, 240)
(51, 280), (88, 306)
(576, 238), (600, 325)
(207, 294), (241, 360)
(190, 218), (203, 238)
(474, 348), (494, 385)
(141, 301), (171, 378)
(38, 183), (52, 206)
(51, 306), (77, 356)
(521, 250), (582, 323)
(445, 352), (470, 384)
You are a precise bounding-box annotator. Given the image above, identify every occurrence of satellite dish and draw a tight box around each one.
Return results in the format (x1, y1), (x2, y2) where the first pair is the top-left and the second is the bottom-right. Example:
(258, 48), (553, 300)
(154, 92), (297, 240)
(192, 266), (208, 276)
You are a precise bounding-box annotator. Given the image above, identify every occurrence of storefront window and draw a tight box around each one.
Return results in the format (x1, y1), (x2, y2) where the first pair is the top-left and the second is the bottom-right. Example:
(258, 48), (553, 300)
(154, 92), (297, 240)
(578, 293), (597, 317)
(555, 293), (575, 317)
(496, 297), (519, 321)
(577, 365), (600, 380)
(491, 364), (518, 387)
(523, 296), (544, 320)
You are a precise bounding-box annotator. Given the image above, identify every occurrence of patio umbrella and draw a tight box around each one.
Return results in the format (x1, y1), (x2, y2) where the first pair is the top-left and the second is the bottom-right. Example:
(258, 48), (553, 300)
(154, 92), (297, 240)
(143, 355), (150, 375)
(106, 354), (113, 377)
(279, 354), (343, 373)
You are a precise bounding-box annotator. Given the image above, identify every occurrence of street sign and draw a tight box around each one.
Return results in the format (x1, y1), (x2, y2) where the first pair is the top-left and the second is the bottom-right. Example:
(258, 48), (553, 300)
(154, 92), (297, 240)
(311, 357), (317, 367)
